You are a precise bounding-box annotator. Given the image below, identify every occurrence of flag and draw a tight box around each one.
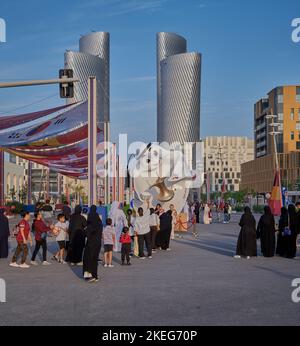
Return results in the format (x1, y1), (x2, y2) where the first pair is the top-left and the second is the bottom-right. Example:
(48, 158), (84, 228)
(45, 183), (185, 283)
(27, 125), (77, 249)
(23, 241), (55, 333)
(268, 170), (282, 216)
(221, 175), (226, 194)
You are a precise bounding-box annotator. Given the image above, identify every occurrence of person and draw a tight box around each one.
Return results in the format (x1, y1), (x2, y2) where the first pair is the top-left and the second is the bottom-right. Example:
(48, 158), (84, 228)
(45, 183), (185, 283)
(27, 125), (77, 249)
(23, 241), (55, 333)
(0, 208), (10, 259)
(10, 212), (33, 268)
(31, 211), (53, 265)
(156, 210), (173, 251)
(228, 203), (232, 223)
(126, 209), (135, 255)
(284, 204), (298, 259)
(235, 207), (257, 259)
(109, 201), (128, 252)
(67, 205), (87, 265)
(120, 226), (132, 265)
(103, 218), (115, 267)
(83, 205), (103, 282)
(149, 208), (159, 251)
(134, 203), (152, 259)
(169, 204), (177, 240)
(53, 213), (69, 264)
(257, 206), (276, 258)
(223, 203), (229, 224)
(41, 199), (53, 222)
(194, 201), (200, 224)
(276, 207), (288, 257)
(62, 201), (72, 221)
(203, 204), (211, 225)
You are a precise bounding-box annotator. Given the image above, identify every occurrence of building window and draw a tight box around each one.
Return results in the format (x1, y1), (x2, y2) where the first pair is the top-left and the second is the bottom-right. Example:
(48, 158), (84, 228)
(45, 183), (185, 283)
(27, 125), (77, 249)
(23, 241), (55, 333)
(297, 142), (300, 150)
(296, 123), (300, 131)
(296, 86), (300, 103)
(277, 94), (283, 103)
(291, 108), (295, 120)
(291, 131), (295, 140)
(278, 113), (283, 121)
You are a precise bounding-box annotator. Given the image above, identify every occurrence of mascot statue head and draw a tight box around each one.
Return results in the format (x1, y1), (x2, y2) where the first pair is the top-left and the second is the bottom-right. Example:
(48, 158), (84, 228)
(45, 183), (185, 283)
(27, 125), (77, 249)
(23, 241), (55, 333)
(128, 142), (203, 212)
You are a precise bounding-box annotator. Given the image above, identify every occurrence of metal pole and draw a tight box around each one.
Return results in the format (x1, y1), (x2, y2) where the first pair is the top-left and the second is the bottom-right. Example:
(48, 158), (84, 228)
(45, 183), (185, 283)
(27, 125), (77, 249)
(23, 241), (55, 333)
(0, 150), (4, 206)
(0, 78), (78, 88)
(27, 161), (32, 205)
(88, 77), (97, 206)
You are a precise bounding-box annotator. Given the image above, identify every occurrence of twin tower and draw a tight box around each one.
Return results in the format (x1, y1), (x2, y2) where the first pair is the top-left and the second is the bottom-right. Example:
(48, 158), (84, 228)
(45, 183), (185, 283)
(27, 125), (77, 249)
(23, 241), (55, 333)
(64, 32), (201, 144)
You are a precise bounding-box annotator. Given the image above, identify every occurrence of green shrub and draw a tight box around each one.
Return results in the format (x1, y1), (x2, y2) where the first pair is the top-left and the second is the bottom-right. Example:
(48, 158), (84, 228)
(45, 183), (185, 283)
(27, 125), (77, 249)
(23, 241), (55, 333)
(234, 205), (244, 212)
(6, 201), (25, 214)
(252, 205), (264, 214)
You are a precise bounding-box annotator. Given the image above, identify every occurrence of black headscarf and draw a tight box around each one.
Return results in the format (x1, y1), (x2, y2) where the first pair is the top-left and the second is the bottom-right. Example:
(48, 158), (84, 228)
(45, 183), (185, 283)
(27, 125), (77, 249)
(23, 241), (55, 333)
(288, 204), (297, 230)
(87, 205), (102, 232)
(261, 205), (274, 227)
(74, 205), (82, 215)
(0, 208), (9, 238)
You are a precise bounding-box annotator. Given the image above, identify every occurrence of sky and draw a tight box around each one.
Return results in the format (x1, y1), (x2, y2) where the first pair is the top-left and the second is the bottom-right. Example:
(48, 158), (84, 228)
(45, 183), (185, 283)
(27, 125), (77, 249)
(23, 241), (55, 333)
(0, 0), (300, 144)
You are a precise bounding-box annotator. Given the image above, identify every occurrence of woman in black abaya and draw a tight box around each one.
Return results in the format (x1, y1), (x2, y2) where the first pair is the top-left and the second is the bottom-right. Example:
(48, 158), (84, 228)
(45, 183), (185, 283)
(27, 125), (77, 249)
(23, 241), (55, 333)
(257, 206), (276, 257)
(276, 207), (288, 257)
(0, 209), (10, 258)
(67, 205), (87, 265)
(235, 207), (257, 258)
(285, 204), (298, 259)
(83, 205), (103, 282)
(156, 210), (172, 250)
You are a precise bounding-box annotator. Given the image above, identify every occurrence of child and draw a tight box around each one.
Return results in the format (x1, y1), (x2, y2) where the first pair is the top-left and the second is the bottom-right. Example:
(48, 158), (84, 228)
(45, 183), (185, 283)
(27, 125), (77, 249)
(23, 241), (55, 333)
(120, 227), (132, 265)
(53, 213), (69, 264)
(102, 218), (115, 268)
(30, 211), (53, 265)
(10, 212), (33, 268)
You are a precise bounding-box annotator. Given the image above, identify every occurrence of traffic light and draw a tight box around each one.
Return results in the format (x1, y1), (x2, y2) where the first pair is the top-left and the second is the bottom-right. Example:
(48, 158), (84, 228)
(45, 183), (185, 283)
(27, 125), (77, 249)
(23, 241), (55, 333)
(59, 69), (74, 98)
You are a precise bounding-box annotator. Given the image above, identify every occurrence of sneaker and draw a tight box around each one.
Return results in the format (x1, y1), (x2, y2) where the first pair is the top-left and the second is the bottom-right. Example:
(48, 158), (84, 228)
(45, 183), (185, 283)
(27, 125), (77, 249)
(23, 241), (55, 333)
(70, 262), (75, 266)
(94, 278), (99, 282)
(148, 256), (152, 259)
(127, 262), (131, 266)
(234, 255), (241, 259)
(166, 248), (171, 251)
(104, 264), (108, 268)
(9, 262), (19, 268)
(30, 261), (38, 266)
(246, 256), (251, 260)
(87, 278), (96, 283)
(52, 256), (59, 262)
(42, 261), (51, 266)
(108, 264), (114, 268)
(152, 249), (157, 253)
(19, 263), (30, 268)
(60, 260), (67, 264)
(139, 256), (146, 260)
(76, 262), (83, 266)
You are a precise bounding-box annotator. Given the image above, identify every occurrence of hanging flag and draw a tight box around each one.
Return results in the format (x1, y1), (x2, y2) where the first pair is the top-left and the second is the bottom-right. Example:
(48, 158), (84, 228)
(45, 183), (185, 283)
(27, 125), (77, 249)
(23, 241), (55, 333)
(268, 170), (282, 216)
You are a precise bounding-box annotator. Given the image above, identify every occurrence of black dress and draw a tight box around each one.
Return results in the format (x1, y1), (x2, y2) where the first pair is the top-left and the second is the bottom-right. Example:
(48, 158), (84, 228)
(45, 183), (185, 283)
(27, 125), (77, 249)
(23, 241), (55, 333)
(0, 210), (9, 258)
(285, 207), (298, 259)
(257, 213), (276, 257)
(83, 206), (103, 279)
(67, 206), (87, 264)
(156, 212), (172, 250)
(276, 211), (288, 257)
(236, 210), (257, 257)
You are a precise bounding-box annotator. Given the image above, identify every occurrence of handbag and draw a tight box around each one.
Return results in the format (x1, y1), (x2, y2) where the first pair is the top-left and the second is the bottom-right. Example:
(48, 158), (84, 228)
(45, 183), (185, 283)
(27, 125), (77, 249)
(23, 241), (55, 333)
(283, 214), (291, 236)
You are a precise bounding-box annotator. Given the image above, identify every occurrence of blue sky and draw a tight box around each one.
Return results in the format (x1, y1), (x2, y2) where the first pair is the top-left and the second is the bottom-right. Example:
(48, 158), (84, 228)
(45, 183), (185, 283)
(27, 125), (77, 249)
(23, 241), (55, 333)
(0, 0), (300, 144)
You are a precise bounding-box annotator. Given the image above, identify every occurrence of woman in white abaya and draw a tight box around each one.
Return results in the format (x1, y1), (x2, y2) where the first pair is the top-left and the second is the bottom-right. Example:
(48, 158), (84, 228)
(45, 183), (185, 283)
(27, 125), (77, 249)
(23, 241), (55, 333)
(109, 201), (128, 252)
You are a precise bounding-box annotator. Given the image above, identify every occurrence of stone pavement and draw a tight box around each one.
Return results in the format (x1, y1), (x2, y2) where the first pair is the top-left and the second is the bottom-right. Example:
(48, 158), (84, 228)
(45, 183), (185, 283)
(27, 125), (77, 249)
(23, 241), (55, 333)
(0, 213), (300, 326)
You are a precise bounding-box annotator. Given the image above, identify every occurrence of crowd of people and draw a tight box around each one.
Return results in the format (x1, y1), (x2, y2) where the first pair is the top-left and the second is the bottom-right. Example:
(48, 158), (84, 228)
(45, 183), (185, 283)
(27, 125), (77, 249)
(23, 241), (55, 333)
(1, 199), (299, 281)
(235, 202), (300, 259)
(0, 200), (179, 283)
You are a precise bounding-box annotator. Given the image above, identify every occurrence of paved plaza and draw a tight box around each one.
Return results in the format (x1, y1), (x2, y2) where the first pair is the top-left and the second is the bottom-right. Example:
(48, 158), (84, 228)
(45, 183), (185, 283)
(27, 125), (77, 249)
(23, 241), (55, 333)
(0, 213), (300, 326)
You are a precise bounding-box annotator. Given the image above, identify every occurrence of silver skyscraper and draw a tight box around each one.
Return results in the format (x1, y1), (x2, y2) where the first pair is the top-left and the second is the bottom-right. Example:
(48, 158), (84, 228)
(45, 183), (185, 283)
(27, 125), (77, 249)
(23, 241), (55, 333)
(157, 32), (201, 143)
(79, 32), (110, 122)
(64, 32), (110, 124)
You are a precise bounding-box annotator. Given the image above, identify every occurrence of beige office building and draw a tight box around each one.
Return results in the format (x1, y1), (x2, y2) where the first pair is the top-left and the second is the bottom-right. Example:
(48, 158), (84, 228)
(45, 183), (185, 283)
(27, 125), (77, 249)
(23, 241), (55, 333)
(204, 137), (254, 192)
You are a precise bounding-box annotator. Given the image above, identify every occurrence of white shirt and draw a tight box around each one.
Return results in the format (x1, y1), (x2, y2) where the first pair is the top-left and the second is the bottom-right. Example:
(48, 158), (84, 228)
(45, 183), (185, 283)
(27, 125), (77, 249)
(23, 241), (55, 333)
(55, 221), (69, 241)
(149, 213), (159, 227)
(134, 209), (150, 235)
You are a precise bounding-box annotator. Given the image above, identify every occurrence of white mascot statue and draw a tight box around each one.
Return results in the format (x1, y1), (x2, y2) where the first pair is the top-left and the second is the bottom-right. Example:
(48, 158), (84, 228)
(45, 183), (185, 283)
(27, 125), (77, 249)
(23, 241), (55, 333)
(128, 143), (203, 212)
